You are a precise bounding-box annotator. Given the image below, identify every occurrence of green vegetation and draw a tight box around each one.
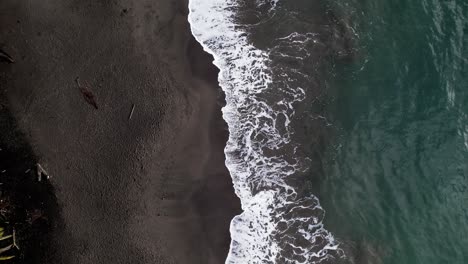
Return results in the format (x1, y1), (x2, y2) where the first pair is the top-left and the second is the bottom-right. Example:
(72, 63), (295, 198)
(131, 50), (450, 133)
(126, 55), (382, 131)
(0, 226), (18, 260)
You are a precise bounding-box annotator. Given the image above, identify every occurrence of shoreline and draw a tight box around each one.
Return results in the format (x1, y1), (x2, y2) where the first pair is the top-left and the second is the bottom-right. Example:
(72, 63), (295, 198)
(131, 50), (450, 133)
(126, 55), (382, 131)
(0, 0), (240, 263)
(188, 0), (358, 262)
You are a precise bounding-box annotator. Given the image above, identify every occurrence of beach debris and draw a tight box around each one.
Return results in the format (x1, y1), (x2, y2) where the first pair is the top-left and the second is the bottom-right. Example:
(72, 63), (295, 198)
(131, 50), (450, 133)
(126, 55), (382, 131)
(0, 49), (14, 63)
(12, 229), (18, 250)
(0, 198), (9, 216)
(0, 227), (17, 260)
(128, 104), (135, 120)
(75, 77), (98, 109)
(36, 163), (49, 182)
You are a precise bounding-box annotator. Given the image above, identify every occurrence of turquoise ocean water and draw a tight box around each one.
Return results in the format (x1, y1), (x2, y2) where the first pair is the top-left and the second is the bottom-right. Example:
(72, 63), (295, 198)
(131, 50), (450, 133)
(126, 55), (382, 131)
(318, 0), (468, 263)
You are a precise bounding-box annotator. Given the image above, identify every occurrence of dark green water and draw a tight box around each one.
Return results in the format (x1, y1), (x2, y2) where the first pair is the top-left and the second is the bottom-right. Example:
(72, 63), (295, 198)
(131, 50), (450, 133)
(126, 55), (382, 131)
(319, 0), (468, 263)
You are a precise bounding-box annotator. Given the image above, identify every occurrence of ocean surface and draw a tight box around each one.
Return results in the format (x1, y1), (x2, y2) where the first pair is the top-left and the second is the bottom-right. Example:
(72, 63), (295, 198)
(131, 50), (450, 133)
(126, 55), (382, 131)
(188, 0), (468, 263)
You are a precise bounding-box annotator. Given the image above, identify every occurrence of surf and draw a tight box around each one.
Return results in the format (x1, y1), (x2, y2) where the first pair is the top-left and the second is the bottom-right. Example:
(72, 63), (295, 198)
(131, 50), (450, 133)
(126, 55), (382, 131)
(188, 0), (343, 263)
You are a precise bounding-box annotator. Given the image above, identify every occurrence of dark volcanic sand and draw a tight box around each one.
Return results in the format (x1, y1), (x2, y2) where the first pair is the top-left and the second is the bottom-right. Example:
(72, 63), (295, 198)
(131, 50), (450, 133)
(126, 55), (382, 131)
(0, 0), (240, 263)
(0, 89), (64, 263)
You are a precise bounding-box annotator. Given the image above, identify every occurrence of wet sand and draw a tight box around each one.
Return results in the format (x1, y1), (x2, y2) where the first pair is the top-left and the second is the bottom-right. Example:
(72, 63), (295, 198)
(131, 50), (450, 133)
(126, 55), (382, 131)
(0, 0), (240, 263)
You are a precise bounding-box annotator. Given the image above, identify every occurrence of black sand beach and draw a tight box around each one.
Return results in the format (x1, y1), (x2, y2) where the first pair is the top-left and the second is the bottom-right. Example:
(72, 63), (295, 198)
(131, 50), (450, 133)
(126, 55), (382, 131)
(0, 0), (240, 263)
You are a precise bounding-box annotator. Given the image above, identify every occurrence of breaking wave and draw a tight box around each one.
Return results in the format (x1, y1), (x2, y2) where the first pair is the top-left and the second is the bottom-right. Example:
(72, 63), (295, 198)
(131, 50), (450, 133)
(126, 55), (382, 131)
(188, 0), (343, 263)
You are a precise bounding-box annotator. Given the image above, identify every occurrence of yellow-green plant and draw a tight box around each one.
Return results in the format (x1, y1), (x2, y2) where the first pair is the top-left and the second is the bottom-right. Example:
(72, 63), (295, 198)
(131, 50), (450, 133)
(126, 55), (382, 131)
(0, 227), (16, 260)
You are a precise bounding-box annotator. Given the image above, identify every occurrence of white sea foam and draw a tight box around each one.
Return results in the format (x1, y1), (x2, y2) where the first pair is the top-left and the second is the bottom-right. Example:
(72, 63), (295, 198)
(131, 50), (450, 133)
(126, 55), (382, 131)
(188, 0), (342, 263)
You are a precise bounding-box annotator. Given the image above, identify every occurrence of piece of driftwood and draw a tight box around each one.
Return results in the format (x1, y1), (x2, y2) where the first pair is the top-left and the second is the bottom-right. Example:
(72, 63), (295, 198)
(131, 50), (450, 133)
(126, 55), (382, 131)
(75, 77), (98, 109)
(36, 163), (49, 182)
(0, 49), (14, 63)
(129, 104), (135, 120)
(12, 228), (18, 250)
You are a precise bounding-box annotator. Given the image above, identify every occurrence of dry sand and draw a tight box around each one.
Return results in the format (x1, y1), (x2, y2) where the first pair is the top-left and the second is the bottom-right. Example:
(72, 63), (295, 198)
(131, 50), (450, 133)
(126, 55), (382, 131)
(0, 0), (240, 263)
